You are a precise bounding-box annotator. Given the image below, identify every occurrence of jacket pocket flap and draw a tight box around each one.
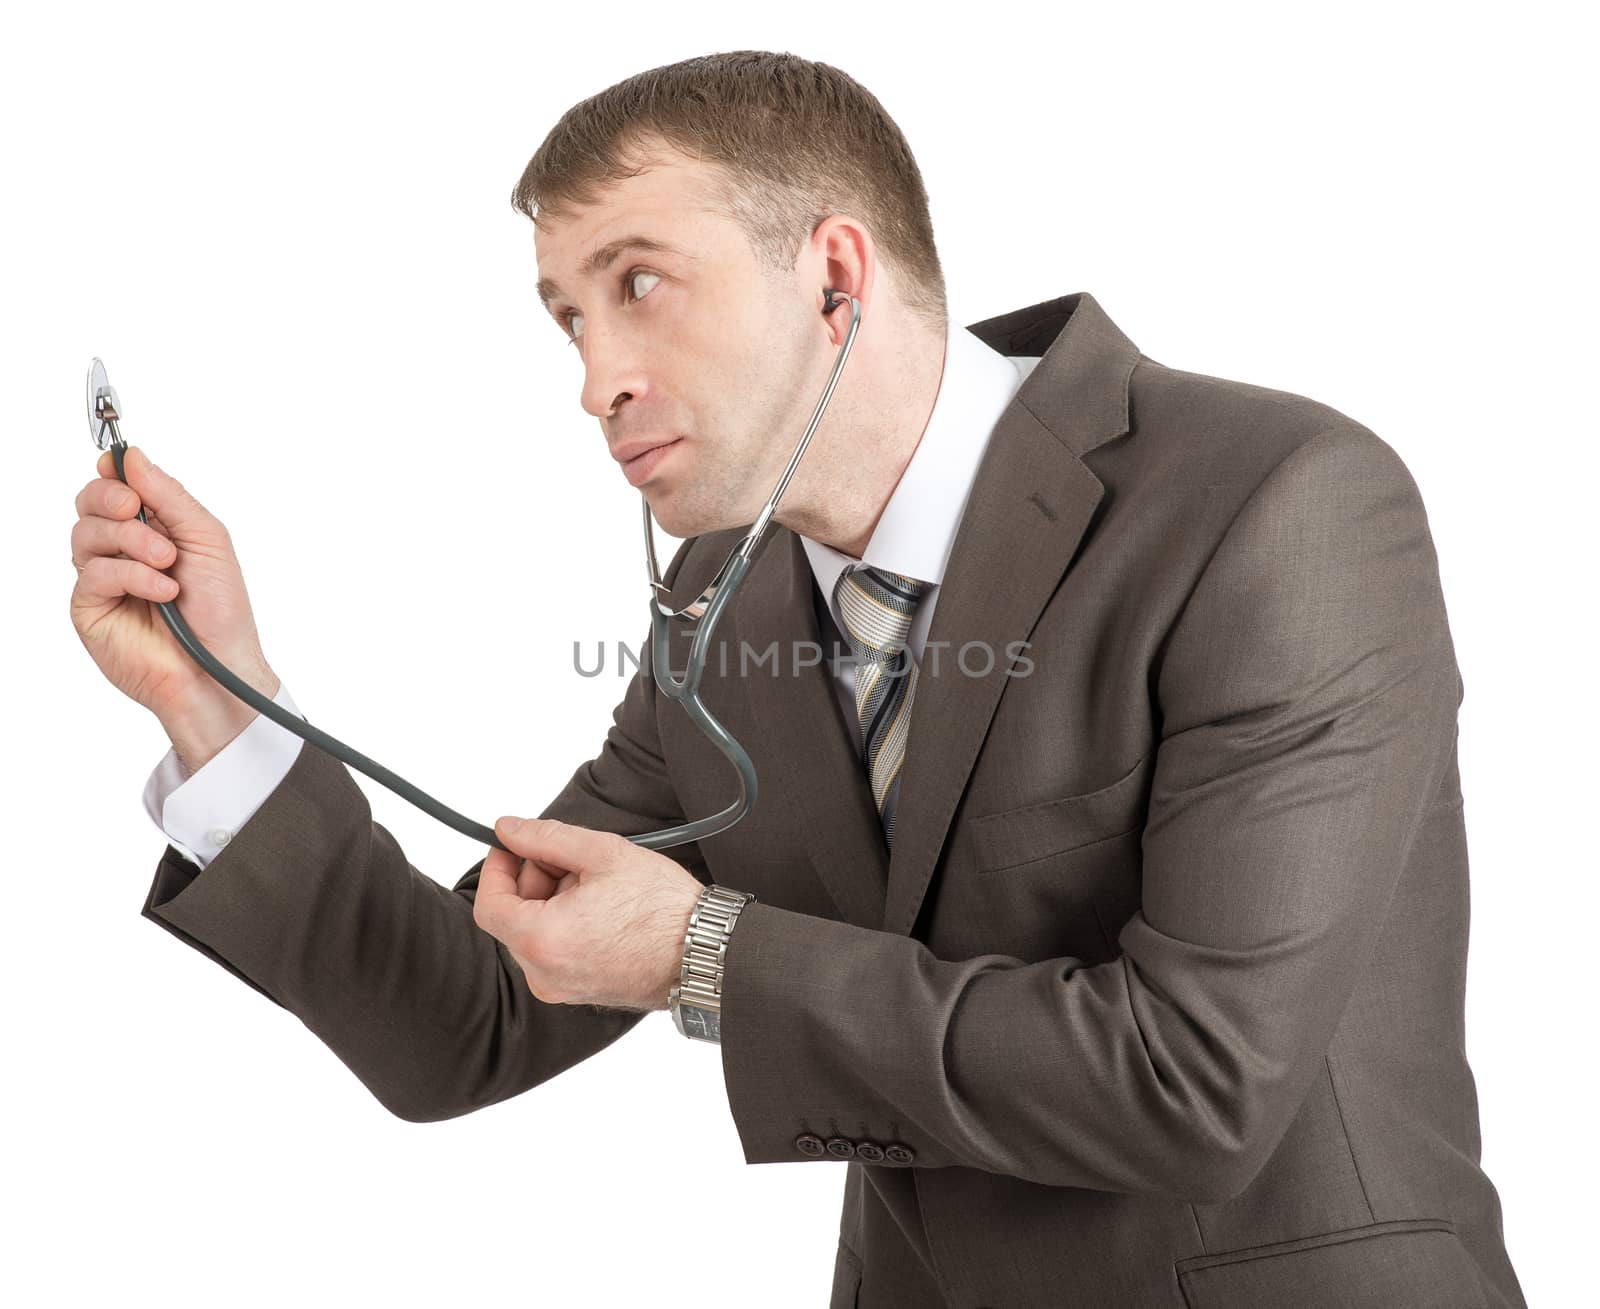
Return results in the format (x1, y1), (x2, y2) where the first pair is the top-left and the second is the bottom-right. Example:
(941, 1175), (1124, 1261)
(1175, 1218), (1489, 1309)
(969, 750), (1154, 872)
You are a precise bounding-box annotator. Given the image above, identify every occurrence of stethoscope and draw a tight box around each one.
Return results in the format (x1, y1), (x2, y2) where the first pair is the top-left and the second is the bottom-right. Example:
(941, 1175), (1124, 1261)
(85, 290), (862, 855)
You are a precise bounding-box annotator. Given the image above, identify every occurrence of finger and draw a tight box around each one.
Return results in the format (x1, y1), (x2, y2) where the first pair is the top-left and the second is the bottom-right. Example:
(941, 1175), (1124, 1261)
(517, 859), (561, 900)
(493, 816), (620, 875)
(472, 846), (544, 938)
(476, 845), (519, 898)
(76, 468), (171, 545)
(72, 554), (179, 605)
(480, 841), (561, 900)
(70, 513), (177, 573)
(76, 473), (142, 522)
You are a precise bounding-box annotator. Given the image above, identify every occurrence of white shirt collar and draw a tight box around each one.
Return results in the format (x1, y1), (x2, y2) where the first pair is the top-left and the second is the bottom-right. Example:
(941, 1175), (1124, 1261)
(799, 315), (1035, 605)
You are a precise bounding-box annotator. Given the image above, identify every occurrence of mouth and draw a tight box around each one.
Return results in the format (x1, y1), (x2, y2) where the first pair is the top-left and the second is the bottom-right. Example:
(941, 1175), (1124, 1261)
(616, 437), (685, 487)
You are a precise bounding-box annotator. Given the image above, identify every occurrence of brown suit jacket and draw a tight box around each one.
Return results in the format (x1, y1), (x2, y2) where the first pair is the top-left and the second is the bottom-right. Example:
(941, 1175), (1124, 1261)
(142, 291), (1525, 1309)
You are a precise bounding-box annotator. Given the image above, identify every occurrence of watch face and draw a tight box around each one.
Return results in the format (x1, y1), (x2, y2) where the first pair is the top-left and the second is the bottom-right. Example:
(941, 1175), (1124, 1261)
(682, 1005), (721, 1042)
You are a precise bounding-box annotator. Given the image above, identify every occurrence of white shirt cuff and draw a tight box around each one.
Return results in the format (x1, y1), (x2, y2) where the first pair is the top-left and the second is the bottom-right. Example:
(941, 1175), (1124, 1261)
(142, 681), (307, 869)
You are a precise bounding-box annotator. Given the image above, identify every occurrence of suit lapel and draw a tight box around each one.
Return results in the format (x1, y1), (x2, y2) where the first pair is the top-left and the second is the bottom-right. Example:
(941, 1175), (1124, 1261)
(881, 291), (1141, 936)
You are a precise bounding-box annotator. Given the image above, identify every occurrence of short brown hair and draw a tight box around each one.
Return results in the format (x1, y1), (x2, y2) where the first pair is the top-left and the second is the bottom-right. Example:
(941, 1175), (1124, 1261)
(510, 51), (947, 332)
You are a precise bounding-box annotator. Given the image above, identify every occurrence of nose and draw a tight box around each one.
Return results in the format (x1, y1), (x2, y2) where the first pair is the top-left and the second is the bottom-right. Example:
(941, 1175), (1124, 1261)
(578, 321), (649, 420)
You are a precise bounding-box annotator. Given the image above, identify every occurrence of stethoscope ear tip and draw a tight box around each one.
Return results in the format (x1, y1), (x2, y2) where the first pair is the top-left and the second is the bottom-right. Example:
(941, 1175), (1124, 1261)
(823, 290), (863, 329)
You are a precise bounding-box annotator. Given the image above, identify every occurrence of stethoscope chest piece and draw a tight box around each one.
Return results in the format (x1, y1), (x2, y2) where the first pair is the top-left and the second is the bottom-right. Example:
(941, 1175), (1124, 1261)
(86, 357), (121, 450)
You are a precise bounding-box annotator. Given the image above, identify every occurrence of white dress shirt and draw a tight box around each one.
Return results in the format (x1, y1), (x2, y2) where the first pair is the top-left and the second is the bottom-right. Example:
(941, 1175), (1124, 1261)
(143, 679), (308, 867)
(142, 319), (1041, 867)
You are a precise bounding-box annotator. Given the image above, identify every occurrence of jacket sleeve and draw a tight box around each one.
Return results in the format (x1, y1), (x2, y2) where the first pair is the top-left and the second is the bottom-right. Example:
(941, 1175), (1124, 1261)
(715, 427), (1464, 1203)
(140, 538), (710, 1124)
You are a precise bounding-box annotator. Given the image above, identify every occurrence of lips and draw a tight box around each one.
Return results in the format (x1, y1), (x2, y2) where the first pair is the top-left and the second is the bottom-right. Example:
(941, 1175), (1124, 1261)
(611, 436), (680, 464)
(617, 437), (684, 487)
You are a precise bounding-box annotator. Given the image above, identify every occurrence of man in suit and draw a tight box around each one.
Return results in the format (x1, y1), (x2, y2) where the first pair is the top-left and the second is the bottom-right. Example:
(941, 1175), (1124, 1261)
(94, 51), (1523, 1309)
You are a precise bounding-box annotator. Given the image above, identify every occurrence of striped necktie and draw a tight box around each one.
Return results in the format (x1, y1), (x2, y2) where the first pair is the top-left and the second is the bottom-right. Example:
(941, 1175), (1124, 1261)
(832, 565), (931, 846)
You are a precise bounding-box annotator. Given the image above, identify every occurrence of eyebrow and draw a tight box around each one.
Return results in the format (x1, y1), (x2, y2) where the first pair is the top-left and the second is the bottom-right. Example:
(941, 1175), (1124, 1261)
(536, 235), (696, 311)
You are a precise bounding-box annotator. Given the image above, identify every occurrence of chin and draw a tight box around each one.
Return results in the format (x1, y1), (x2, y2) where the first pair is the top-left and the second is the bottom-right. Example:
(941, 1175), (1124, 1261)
(644, 491), (745, 541)
(641, 493), (700, 540)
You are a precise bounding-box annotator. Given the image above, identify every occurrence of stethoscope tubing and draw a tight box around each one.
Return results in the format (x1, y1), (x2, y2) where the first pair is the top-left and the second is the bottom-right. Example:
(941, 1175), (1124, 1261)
(633, 291), (862, 850)
(93, 292), (859, 860)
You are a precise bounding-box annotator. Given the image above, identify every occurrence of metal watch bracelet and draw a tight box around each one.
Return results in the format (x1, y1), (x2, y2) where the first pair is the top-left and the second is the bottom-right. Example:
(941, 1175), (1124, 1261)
(669, 884), (756, 1042)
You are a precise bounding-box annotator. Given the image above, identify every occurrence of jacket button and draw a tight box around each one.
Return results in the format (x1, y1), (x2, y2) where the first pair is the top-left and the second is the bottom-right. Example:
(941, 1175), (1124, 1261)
(795, 1133), (825, 1157)
(854, 1141), (885, 1162)
(884, 1142), (916, 1165)
(825, 1136), (856, 1159)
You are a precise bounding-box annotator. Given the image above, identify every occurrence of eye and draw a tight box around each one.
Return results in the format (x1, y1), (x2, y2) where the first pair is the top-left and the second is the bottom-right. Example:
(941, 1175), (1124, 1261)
(560, 268), (663, 347)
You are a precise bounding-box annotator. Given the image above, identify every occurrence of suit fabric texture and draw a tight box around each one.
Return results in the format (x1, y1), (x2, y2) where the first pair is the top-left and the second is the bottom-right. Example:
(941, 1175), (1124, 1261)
(141, 291), (1525, 1308)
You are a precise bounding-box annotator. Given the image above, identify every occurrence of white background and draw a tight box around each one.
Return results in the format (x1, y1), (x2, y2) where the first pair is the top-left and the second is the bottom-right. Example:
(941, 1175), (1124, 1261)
(6, 2), (1591, 1304)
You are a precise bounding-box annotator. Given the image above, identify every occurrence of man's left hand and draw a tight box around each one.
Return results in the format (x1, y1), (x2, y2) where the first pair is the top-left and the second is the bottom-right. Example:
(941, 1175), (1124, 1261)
(472, 817), (706, 1013)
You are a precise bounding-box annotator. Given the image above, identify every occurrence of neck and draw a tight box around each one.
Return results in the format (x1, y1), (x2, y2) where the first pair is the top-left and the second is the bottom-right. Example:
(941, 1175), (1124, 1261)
(775, 313), (948, 558)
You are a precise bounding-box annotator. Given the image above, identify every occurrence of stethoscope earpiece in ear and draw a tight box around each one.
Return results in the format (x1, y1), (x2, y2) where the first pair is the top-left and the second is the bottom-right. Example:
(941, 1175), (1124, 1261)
(823, 289), (843, 314)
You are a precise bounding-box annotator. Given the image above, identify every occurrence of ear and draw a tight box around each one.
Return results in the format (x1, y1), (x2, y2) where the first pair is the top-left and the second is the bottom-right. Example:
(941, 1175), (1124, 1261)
(810, 213), (874, 339)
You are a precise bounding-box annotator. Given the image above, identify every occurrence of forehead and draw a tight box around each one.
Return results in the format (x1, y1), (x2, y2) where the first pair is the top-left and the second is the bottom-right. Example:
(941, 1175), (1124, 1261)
(533, 148), (733, 302)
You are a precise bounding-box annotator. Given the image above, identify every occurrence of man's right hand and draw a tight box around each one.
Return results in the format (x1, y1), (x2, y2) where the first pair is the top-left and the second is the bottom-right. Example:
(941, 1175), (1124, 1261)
(69, 444), (280, 772)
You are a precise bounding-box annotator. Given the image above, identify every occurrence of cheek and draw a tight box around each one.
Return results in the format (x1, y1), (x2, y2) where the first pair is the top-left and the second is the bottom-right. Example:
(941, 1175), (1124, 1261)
(658, 288), (715, 344)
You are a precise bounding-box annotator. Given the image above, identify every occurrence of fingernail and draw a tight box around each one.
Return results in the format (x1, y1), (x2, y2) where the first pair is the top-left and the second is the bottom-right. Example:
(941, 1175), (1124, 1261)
(499, 817), (523, 833)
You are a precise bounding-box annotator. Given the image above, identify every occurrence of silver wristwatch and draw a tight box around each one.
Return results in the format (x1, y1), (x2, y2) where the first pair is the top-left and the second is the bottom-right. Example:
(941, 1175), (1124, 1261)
(669, 884), (757, 1043)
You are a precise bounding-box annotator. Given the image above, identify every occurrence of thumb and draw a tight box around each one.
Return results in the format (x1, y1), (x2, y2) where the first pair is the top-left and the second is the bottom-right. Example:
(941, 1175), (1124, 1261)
(494, 816), (614, 875)
(113, 446), (214, 532)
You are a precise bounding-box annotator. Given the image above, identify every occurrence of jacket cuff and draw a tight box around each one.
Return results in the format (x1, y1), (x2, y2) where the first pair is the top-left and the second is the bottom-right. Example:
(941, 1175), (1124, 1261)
(716, 900), (927, 1171)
